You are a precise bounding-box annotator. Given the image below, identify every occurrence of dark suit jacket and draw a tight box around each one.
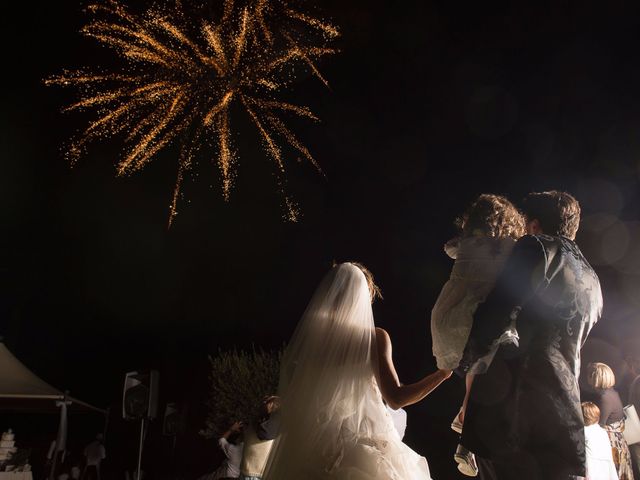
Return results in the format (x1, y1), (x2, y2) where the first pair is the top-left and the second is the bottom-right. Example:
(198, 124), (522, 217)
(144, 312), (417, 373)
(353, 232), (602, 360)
(461, 235), (602, 477)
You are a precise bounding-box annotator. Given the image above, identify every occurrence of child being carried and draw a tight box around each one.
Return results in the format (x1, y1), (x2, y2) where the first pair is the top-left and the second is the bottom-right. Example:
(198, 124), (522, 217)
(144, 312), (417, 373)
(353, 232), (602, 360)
(431, 194), (526, 477)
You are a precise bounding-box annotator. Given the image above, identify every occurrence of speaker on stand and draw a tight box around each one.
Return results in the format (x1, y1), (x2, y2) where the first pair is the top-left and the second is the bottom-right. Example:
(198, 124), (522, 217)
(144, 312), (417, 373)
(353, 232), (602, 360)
(123, 370), (159, 480)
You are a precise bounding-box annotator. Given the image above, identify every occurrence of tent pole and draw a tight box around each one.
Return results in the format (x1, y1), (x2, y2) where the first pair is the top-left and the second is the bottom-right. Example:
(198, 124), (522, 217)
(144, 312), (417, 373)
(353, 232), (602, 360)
(49, 400), (67, 480)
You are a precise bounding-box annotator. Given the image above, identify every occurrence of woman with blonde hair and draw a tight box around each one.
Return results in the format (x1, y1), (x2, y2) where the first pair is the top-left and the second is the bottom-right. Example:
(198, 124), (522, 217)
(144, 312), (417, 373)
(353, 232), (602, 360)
(587, 362), (634, 480)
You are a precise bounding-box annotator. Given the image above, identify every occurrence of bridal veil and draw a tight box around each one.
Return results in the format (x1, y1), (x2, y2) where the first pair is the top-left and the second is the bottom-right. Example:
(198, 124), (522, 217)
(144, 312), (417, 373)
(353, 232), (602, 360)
(263, 263), (432, 479)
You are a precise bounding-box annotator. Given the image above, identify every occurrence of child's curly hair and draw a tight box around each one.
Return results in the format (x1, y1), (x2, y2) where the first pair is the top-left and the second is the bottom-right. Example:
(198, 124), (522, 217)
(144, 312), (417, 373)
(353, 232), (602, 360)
(456, 194), (526, 240)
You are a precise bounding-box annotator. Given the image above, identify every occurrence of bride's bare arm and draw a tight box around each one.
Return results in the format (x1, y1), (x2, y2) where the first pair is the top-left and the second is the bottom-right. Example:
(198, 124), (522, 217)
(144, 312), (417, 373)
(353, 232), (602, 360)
(374, 327), (452, 409)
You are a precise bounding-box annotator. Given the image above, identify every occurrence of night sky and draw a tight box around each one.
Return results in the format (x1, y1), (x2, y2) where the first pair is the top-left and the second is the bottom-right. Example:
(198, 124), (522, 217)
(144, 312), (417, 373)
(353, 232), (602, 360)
(4, 1), (640, 478)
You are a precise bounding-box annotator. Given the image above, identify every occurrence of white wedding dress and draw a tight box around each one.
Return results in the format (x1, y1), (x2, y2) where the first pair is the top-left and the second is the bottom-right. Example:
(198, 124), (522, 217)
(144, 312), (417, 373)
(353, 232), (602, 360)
(263, 263), (433, 480)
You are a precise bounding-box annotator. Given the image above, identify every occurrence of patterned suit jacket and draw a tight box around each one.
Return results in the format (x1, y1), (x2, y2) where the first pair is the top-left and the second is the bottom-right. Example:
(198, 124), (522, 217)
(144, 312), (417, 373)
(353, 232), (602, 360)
(461, 234), (602, 477)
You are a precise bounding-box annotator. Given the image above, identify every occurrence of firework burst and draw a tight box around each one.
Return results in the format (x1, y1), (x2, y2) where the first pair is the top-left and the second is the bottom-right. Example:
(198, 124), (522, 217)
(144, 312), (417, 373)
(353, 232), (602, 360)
(46, 0), (338, 225)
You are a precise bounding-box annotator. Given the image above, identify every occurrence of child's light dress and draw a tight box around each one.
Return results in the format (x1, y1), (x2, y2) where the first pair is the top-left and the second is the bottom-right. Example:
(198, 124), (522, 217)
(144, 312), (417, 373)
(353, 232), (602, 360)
(431, 236), (517, 371)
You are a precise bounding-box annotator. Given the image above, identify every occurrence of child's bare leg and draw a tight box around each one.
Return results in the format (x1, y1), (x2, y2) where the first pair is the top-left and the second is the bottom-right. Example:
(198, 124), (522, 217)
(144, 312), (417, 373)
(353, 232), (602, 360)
(460, 373), (475, 425)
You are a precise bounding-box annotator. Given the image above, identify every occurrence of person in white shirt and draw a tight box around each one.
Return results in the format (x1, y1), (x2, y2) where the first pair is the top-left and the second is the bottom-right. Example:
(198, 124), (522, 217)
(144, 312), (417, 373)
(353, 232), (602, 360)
(582, 402), (619, 480)
(219, 422), (244, 477)
(81, 434), (106, 480)
(70, 465), (81, 480)
(212, 421), (244, 479)
(625, 353), (640, 478)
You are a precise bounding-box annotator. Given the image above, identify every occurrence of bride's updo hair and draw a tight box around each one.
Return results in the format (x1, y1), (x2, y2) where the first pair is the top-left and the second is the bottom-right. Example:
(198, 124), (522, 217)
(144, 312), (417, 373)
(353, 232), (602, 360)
(456, 194), (525, 240)
(345, 261), (382, 303)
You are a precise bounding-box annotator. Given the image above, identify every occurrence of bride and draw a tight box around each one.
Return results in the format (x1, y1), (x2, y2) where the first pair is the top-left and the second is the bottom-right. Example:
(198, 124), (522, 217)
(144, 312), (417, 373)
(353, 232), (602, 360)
(263, 262), (452, 479)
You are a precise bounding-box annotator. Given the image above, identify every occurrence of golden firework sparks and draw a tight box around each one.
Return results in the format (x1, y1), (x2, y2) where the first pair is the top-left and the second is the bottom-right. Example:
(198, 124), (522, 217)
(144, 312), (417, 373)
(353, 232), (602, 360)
(46, 0), (338, 226)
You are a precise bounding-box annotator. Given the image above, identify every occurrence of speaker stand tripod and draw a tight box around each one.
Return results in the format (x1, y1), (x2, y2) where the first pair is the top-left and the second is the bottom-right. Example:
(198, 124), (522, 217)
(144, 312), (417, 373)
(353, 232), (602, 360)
(136, 417), (147, 480)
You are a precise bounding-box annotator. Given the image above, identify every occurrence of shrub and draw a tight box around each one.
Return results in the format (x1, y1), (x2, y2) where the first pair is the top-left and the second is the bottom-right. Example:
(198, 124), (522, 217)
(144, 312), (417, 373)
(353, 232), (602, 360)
(201, 346), (282, 438)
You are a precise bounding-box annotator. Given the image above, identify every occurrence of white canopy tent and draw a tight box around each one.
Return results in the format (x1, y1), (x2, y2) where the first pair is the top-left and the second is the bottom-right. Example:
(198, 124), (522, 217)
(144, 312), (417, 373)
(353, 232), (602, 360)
(0, 341), (107, 478)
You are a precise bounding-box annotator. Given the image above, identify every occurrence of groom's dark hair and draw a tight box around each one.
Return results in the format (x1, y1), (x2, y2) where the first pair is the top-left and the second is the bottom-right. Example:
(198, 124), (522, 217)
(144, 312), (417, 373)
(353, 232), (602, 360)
(522, 191), (581, 240)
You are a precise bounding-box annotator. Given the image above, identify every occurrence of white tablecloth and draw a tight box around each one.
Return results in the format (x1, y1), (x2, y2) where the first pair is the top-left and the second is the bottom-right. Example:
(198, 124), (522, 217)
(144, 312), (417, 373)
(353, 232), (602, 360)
(0, 472), (33, 480)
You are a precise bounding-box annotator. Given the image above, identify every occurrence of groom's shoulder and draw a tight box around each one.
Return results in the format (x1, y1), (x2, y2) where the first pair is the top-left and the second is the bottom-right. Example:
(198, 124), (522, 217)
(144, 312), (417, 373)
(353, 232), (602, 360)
(514, 234), (547, 252)
(507, 236), (550, 267)
(516, 234), (541, 245)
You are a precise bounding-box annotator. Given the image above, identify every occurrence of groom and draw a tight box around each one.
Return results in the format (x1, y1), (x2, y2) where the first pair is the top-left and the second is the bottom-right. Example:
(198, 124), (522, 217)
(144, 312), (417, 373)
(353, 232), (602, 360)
(460, 191), (602, 480)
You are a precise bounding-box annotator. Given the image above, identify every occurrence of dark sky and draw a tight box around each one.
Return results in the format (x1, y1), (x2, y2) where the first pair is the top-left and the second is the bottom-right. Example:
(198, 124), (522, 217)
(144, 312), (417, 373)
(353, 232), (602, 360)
(3, 1), (640, 478)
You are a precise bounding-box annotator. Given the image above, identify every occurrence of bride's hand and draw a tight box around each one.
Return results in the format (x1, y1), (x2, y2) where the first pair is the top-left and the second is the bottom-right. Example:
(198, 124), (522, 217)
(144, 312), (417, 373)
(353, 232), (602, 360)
(439, 369), (453, 380)
(375, 327), (454, 408)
